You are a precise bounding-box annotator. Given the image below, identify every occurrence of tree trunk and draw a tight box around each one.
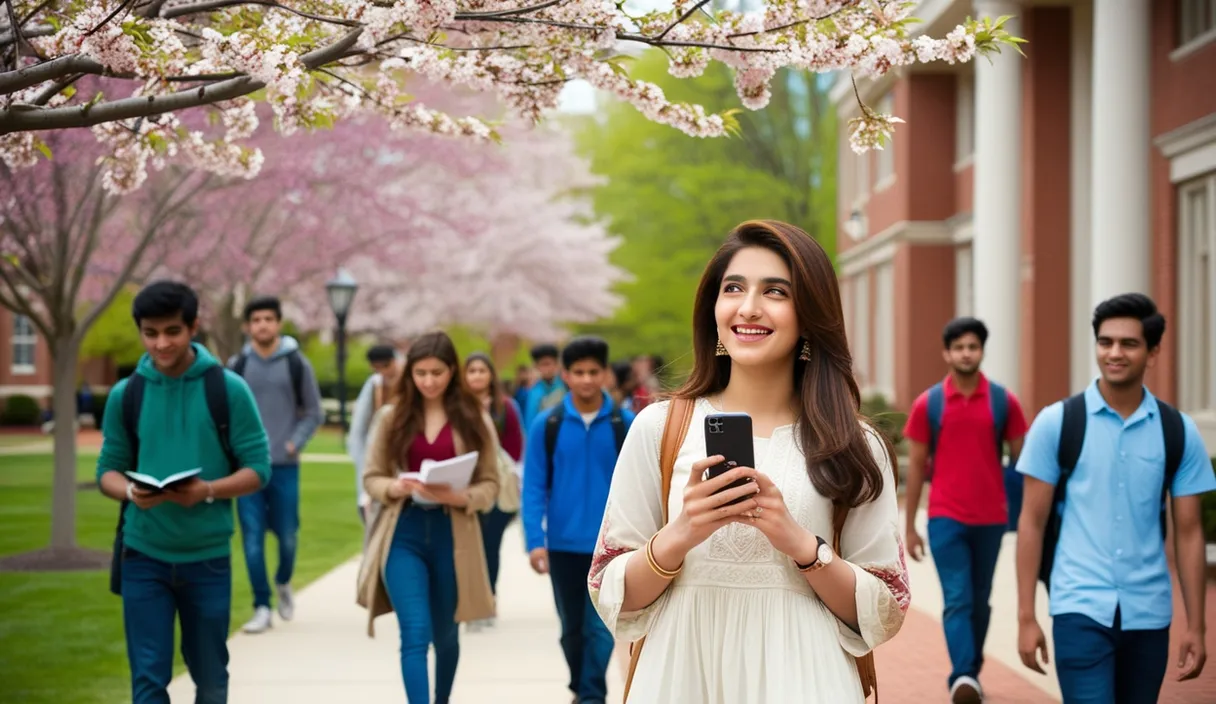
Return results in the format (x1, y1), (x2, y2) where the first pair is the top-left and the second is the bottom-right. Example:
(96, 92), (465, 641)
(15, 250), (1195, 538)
(49, 334), (80, 550)
(490, 332), (521, 375)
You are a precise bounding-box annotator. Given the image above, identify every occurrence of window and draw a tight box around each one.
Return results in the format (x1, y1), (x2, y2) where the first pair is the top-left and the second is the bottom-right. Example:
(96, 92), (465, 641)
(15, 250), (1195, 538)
(11, 314), (37, 375)
(1178, 0), (1216, 47)
(955, 244), (974, 316)
(875, 92), (895, 187)
(874, 262), (895, 399)
(855, 150), (870, 204)
(851, 272), (871, 387)
(1178, 174), (1216, 413)
(955, 73), (975, 164)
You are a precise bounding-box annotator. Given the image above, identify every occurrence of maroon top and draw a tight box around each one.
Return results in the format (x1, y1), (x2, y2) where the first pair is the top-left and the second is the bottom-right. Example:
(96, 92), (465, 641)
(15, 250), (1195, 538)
(497, 398), (524, 462)
(406, 424), (457, 473)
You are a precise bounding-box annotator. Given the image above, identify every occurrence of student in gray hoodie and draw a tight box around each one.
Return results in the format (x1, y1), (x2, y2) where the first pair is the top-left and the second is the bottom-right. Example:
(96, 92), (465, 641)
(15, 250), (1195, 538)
(229, 295), (324, 634)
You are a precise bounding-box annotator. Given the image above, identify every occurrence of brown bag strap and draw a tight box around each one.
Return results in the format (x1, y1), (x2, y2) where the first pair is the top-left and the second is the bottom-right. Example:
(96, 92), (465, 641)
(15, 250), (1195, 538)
(624, 398), (696, 701)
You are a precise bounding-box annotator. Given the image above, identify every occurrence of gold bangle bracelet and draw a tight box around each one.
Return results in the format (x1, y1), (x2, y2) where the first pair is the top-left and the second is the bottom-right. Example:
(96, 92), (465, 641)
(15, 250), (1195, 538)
(645, 535), (682, 579)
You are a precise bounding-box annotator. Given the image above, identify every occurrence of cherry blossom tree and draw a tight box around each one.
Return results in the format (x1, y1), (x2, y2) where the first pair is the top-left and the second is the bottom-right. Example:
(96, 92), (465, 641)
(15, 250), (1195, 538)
(0, 1), (1023, 194)
(160, 99), (625, 356)
(0, 126), (209, 567)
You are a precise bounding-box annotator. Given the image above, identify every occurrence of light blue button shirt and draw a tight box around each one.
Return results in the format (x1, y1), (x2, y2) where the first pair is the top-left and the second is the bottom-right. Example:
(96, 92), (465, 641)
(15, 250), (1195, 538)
(1018, 380), (1216, 629)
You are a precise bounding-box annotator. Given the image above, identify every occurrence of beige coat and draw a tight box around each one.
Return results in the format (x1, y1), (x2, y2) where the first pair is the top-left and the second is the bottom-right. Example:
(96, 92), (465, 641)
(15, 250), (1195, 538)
(356, 404), (500, 636)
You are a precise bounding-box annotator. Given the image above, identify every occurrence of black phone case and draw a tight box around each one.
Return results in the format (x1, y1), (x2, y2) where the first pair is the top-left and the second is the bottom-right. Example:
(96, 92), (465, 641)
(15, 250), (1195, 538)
(704, 412), (755, 506)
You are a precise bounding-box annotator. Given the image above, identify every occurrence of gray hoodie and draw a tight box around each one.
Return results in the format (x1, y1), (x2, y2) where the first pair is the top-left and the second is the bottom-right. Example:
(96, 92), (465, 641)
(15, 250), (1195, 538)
(230, 335), (324, 466)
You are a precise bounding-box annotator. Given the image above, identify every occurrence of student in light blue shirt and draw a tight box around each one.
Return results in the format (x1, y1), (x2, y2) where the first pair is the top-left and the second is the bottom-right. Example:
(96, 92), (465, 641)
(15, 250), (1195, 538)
(1015, 293), (1214, 704)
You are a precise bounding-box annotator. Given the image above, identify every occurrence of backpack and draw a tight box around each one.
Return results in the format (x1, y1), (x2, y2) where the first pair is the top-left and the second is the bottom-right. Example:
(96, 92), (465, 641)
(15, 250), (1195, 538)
(108, 366), (240, 596)
(543, 402), (627, 492)
(230, 348), (305, 412)
(622, 399), (884, 702)
(925, 379), (1009, 481)
(1037, 392), (1185, 590)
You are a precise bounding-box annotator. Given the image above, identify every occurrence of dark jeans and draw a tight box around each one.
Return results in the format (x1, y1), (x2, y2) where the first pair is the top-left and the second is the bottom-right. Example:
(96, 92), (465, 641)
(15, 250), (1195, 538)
(383, 504), (460, 704)
(549, 550), (614, 704)
(1053, 608), (1169, 704)
(237, 463), (299, 609)
(927, 517), (1005, 688)
(121, 549), (231, 704)
(478, 507), (516, 595)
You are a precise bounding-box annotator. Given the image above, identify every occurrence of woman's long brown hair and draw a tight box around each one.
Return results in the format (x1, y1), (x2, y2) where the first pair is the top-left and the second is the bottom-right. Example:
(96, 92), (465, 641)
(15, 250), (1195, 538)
(385, 331), (491, 465)
(673, 220), (894, 509)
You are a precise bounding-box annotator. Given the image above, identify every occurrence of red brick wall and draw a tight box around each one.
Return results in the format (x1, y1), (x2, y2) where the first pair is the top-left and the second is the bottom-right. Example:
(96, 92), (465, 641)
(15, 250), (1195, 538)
(1148, 1), (1216, 404)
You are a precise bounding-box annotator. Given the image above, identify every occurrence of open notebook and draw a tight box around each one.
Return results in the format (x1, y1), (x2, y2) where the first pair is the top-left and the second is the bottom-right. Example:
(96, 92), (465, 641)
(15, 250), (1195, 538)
(398, 450), (479, 492)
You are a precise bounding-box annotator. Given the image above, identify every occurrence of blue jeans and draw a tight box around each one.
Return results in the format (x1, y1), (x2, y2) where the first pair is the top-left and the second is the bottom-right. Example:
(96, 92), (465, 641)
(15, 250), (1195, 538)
(237, 464), (299, 609)
(1053, 608), (1169, 704)
(383, 504), (461, 704)
(549, 551), (614, 703)
(121, 548), (231, 704)
(927, 517), (1005, 688)
(478, 507), (516, 595)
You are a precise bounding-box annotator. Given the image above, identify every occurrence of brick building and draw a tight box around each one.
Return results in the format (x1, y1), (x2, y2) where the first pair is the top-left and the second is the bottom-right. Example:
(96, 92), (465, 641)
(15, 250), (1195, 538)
(0, 306), (118, 412)
(835, 0), (1216, 449)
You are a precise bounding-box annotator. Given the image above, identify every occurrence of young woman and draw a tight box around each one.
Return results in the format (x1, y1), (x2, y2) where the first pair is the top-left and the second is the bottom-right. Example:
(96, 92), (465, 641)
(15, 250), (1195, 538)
(588, 220), (909, 703)
(356, 331), (500, 704)
(463, 352), (524, 626)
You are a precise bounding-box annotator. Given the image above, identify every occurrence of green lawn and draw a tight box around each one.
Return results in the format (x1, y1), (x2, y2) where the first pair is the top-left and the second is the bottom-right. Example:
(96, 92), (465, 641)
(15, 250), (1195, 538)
(0, 452), (363, 704)
(303, 426), (347, 455)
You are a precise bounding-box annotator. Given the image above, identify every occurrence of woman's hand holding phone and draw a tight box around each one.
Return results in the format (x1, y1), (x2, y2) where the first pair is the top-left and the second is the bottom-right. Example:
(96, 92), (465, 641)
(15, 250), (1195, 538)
(744, 472), (817, 564)
(666, 455), (761, 555)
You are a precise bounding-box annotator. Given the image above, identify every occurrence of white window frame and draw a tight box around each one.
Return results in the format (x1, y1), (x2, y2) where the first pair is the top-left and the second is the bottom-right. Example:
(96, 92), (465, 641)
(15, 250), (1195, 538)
(1177, 174), (1216, 415)
(874, 92), (896, 191)
(851, 272), (871, 389)
(11, 314), (37, 376)
(955, 72), (976, 169)
(955, 244), (974, 317)
(874, 262), (895, 400)
(1175, 0), (1216, 58)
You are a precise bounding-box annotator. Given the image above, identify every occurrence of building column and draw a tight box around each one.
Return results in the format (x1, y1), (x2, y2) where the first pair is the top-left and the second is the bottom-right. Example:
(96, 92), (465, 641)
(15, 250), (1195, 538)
(972, 0), (1023, 391)
(1070, 0), (1093, 390)
(1090, 0), (1152, 306)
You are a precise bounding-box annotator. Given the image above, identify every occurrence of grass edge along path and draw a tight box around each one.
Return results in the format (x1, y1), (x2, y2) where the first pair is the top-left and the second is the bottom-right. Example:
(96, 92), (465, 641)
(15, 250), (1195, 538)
(0, 452), (364, 704)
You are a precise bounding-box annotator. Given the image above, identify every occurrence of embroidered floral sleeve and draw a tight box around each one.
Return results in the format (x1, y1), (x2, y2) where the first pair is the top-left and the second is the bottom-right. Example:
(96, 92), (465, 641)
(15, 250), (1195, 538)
(833, 425), (911, 657)
(588, 401), (672, 643)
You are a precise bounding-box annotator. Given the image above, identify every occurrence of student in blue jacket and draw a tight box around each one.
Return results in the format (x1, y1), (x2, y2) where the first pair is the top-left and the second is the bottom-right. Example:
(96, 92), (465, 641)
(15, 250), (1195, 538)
(522, 336), (634, 704)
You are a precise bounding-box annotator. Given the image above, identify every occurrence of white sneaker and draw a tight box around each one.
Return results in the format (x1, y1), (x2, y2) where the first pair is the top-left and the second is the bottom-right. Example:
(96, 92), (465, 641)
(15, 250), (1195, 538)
(466, 619), (486, 633)
(276, 584), (294, 621)
(242, 606), (273, 634)
(950, 675), (982, 704)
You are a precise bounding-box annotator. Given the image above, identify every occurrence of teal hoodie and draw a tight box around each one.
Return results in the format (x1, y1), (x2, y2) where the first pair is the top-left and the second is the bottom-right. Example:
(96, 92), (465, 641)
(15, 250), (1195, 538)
(97, 344), (272, 563)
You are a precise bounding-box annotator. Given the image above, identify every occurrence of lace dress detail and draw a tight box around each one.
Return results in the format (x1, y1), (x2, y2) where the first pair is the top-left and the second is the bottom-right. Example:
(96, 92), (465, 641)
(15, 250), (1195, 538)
(588, 398), (909, 704)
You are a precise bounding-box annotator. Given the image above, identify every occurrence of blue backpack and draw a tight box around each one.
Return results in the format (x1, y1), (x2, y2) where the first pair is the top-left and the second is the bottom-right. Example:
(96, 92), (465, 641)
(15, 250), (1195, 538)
(925, 380), (1010, 477)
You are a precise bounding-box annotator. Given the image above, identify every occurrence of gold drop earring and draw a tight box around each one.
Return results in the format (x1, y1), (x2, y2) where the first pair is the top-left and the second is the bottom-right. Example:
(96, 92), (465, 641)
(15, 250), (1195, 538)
(799, 339), (811, 361)
(716, 338), (729, 356)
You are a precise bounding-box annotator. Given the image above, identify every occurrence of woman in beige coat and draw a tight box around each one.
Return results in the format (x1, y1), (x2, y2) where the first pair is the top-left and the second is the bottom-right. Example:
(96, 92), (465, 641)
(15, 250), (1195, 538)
(356, 331), (499, 703)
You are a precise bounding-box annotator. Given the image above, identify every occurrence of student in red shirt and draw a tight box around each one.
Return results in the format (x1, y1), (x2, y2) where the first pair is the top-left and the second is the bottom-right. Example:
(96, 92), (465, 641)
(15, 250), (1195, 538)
(902, 317), (1029, 704)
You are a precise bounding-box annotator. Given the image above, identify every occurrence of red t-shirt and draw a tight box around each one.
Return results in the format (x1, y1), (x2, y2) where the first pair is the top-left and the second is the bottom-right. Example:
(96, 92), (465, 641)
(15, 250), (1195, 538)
(902, 374), (1028, 526)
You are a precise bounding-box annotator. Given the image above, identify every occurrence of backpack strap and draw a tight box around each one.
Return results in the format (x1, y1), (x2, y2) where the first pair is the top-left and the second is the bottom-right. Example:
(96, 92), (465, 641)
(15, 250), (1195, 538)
(624, 397), (695, 702)
(230, 352), (248, 377)
(287, 349), (305, 412)
(926, 382), (944, 460)
(544, 405), (566, 493)
(610, 407), (627, 457)
(1157, 399), (1186, 540)
(202, 366), (239, 473)
(121, 374), (146, 465)
(1040, 393), (1088, 589)
(988, 381), (1009, 464)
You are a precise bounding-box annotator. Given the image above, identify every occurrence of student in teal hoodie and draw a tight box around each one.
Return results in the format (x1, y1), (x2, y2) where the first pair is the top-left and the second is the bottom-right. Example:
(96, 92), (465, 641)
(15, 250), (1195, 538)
(97, 281), (271, 704)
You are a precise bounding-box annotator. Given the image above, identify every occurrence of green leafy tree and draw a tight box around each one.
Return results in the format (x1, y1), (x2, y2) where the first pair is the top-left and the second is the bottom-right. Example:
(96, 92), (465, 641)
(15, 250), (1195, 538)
(574, 51), (837, 373)
(78, 285), (144, 368)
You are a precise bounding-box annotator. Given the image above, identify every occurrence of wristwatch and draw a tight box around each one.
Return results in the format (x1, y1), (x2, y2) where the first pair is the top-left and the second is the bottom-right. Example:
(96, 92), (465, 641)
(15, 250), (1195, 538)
(126, 482), (136, 501)
(795, 536), (833, 573)
(204, 481), (216, 504)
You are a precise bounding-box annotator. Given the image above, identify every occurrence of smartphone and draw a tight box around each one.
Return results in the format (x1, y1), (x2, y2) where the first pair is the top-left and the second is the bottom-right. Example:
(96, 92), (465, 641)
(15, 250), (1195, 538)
(703, 412), (756, 505)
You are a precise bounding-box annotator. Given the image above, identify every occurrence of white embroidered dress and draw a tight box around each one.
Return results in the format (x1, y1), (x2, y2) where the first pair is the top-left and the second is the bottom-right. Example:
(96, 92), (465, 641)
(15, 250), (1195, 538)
(589, 399), (910, 704)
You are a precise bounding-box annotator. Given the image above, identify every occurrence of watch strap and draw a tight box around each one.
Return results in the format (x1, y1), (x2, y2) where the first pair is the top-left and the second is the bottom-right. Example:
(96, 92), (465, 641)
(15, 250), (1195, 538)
(795, 535), (828, 572)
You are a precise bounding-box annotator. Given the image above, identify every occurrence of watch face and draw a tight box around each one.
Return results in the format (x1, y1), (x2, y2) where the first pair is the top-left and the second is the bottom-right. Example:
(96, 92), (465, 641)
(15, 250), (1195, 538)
(818, 543), (834, 564)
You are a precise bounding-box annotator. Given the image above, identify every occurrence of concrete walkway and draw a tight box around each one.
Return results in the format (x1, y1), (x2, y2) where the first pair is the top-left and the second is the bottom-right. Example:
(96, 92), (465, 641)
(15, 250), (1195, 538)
(168, 522), (625, 703)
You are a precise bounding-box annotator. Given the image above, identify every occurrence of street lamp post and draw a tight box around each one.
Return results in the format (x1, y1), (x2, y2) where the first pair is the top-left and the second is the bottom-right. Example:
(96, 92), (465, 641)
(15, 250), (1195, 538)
(325, 268), (358, 436)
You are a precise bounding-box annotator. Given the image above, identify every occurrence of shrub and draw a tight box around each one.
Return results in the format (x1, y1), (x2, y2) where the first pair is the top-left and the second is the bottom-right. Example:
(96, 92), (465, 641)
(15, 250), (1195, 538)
(861, 392), (906, 450)
(1, 395), (42, 426)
